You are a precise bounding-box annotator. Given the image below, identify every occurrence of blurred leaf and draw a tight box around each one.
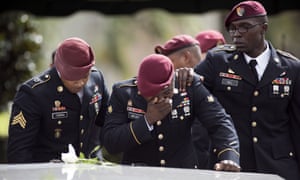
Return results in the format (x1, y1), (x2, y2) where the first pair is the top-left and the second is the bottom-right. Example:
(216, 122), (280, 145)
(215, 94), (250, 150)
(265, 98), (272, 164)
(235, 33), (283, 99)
(0, 11), (43, 112)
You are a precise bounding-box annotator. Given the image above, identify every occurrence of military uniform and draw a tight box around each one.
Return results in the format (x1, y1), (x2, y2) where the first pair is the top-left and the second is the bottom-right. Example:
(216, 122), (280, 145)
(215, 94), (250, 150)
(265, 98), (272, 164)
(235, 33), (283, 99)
(7, 67), (109, 163)
(103, 75), (239, 168)
(194, 42), (300, 179)
(191, 118), (211, 169)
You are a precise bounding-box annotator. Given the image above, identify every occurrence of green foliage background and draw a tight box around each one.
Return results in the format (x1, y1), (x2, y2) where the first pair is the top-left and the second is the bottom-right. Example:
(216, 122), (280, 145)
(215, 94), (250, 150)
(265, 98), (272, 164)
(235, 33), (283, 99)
(0, 11), (43, 112)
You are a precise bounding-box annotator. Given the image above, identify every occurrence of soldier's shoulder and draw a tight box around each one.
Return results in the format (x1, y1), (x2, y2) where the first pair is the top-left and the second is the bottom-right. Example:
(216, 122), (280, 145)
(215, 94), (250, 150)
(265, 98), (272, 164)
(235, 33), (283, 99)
(113, 77), (137, 89)
(89, 66), (106, 82)
(90, 66), (103, 73)
(211, 44), (236, 53)
(24, 70), (51, 89)
(90, 66), (105, 77)
(276, 49), (299, 61)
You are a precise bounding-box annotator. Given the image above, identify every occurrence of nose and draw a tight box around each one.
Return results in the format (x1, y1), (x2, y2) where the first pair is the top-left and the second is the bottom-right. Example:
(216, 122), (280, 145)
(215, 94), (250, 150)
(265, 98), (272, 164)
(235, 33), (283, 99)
(230, 29), (241, 37)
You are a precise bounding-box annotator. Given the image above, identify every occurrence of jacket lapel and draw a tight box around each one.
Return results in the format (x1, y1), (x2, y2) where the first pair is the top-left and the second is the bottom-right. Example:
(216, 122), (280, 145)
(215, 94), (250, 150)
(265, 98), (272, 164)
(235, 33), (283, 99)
(227, 44), (286, 88)
(227, 52), (258, 86)
(81, 79), (94, 109)
(258, 46), (286, 88)
(52, 68), (81, 111)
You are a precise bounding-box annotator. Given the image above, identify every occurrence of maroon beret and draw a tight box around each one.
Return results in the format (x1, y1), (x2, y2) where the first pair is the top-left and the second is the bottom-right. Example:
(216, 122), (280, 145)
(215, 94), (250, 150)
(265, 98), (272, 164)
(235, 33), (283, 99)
(154, 34), (199, 56)
(195, 30), (226, 53)
(54, 37), (95, 81)
(137, 54), (174, 97)
(225, 1), (267, 28)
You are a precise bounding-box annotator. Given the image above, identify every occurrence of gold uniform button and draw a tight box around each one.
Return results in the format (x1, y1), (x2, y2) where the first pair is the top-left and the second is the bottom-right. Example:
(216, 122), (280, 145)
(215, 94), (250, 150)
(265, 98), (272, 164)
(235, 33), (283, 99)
(213, 148), (217, 153)
(159, 146), (164, 152)
(280, 94), (284, 98)
(156, 120), (162, 126)
(158, 134), (164, 140)
(289, 152), (293, 157)
(80, 115), (84, 120)
(81, 129), (84, 135)
(57, 86), (63, 92)
(251, 121), (257, 127)
(252, 106), (257, 112)
(160, 159), (166, 165)
(180, 116), (184, 120)
(253, 137), (258, 143)
(227, 86), (231, 91)
(253, 91), (259, 96)
(57, 120), (62, 125)
(233, 54), (239, 60)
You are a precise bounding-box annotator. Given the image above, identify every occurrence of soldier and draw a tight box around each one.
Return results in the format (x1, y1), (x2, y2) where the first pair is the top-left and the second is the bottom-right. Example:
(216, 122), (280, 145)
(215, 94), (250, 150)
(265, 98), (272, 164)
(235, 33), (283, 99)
(193, 30), (227, 169)
(195, 30), (226, 60)
(7, 37), (109, 163)
(194, 1), (300, 179)
(154, 34), (201, 70)
(102, 53), (240, 171)
(154, 34), (211, 169)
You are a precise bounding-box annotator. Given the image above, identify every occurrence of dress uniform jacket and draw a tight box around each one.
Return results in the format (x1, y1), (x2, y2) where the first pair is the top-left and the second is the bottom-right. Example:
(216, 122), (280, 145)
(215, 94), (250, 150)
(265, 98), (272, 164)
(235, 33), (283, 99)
(194, 42), (300, 179)
(103, 74), (239, 168)
(7, 67), (109, 163)
(191, 118), (211, 169)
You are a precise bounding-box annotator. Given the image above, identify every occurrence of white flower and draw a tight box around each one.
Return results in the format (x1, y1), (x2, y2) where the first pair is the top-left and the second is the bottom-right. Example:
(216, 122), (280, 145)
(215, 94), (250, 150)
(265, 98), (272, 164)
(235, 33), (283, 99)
(61, 144), (79, 163)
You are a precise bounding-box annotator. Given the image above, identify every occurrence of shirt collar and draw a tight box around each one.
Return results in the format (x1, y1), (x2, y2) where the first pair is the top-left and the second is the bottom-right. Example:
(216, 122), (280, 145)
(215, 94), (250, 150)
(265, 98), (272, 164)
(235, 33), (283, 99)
(244, 41), (271, 68)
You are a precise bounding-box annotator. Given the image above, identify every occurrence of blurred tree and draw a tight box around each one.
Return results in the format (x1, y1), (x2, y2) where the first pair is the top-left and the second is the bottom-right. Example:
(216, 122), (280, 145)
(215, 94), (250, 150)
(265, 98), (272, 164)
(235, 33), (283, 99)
(0, 11), (43, 112)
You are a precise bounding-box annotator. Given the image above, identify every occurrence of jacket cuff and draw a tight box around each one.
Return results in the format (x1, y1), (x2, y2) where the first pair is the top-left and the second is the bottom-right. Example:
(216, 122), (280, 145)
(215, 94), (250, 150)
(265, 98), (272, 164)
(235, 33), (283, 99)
(216, 148), (240, 165)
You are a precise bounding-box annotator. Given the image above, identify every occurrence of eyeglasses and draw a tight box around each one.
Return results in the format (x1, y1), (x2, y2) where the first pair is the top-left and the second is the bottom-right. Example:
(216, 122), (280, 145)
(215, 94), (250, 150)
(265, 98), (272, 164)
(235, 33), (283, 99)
(228, 23), (265, 34)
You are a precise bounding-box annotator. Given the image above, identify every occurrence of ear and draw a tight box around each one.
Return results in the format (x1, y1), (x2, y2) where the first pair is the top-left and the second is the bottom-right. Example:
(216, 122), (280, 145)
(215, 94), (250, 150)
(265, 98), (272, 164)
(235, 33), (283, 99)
(181, 50), (192, 66)
(183, 50), (192, 61)
(262, 23), (268, 33)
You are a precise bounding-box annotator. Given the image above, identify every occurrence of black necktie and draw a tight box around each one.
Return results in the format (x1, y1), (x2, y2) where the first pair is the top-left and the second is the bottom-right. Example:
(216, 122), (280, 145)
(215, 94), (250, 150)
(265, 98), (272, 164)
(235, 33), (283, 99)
(249, 59), (258, 83)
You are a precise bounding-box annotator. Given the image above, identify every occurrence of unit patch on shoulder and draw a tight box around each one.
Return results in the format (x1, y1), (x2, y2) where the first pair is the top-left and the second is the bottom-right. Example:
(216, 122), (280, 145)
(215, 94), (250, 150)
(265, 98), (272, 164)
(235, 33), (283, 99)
(276, 49), (299, 61)
(11, 111), (27, 129)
